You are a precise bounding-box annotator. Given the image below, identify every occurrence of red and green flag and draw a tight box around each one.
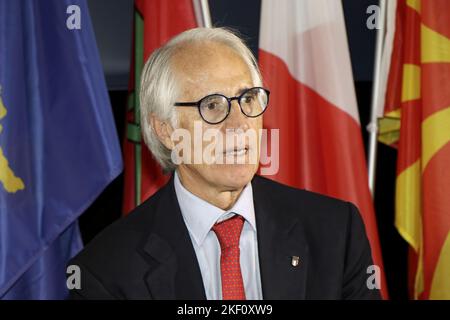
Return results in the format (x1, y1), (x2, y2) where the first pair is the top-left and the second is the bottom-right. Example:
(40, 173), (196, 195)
(123, 0), (199, 214)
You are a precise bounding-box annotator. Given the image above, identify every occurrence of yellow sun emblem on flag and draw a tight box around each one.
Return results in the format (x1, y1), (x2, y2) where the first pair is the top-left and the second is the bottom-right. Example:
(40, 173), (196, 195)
(0, 86), (25, 193)
(380, 0), (450, 300)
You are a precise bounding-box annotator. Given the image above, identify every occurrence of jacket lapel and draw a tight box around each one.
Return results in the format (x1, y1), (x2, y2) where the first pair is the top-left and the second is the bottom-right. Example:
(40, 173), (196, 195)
(137, 174), (309, 300)
(138, 176), (207, 300)
(253, 176), (309, 299)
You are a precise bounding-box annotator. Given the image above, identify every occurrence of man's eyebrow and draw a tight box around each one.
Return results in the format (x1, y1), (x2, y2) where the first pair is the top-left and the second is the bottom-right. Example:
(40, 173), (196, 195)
(236, 87), (251, 95)
(207, 87), (251, 97)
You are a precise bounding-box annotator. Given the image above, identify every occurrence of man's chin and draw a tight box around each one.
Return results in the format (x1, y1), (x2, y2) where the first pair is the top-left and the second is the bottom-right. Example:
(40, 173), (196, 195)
(213, 164), (257, 189)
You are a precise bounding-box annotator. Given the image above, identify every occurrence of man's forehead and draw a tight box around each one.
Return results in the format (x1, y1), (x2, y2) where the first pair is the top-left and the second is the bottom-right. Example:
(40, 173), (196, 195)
(171, 41), (253, 97)
(171, 41), (247, 72)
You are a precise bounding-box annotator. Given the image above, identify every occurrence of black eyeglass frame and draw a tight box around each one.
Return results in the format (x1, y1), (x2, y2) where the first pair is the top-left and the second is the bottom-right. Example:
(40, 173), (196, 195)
(173, 87), (270, 125)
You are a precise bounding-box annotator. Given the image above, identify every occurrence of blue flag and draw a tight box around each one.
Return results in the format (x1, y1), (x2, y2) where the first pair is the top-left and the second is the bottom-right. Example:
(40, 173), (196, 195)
(0, 0), (123, 299)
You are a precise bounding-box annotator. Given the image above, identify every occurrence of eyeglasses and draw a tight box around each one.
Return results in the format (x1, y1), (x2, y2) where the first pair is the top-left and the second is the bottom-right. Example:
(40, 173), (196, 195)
(173, 87), (270, 125)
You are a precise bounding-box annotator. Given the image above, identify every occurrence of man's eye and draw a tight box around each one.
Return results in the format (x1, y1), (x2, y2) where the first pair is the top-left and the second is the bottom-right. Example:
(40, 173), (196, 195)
(207, 103), (217, 110)
(243, 95), (255, 103)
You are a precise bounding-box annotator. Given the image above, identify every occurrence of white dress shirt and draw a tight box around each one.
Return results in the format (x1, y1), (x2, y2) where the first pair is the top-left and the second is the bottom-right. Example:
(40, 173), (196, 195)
(174, 171), (263, 300)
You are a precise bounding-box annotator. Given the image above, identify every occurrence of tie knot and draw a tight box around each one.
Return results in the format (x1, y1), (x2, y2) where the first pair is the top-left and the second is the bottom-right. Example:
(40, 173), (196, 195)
(212, 215), (245, 249)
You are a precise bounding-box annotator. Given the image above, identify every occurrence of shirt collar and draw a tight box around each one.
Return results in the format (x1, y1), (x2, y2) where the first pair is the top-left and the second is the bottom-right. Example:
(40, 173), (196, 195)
(174, 171), (256, 247)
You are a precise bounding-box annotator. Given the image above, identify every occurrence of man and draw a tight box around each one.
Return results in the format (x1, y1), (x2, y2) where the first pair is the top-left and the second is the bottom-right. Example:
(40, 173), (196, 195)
(69, 28), (381, 300)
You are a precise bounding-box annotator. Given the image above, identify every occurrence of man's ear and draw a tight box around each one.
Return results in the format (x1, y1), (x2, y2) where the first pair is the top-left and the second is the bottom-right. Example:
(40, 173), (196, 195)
(150, 114), (175, 150)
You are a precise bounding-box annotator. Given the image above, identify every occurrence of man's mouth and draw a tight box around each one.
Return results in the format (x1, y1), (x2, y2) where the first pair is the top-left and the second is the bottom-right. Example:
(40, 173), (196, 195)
(223, 146), (249, 156)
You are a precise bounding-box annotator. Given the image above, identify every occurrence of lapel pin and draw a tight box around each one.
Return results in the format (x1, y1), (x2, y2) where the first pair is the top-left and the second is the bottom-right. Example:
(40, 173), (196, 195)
(291, 256), (300, 267)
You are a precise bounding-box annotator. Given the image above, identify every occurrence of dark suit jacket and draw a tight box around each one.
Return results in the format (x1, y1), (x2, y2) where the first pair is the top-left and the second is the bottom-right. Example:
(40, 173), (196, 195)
(68, 175), (381, 300)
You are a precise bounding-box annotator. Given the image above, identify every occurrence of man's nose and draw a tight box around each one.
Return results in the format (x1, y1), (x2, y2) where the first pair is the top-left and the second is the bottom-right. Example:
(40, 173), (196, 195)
(223, 99), (249, 130)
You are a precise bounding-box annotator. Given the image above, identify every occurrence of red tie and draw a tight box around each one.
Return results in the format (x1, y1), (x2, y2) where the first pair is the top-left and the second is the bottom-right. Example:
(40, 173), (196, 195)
(212, 215), (246, 300)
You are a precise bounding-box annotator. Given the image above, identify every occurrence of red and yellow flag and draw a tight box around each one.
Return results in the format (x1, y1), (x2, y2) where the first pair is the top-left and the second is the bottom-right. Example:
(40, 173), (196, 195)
(380, 0), (450, 299)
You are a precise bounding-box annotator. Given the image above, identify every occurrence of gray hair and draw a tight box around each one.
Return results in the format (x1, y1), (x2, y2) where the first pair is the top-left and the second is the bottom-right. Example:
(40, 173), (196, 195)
(139, 27), (263, 171)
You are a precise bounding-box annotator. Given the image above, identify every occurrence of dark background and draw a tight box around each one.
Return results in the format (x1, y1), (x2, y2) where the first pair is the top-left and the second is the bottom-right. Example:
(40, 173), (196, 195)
(81, 0), (407, 299)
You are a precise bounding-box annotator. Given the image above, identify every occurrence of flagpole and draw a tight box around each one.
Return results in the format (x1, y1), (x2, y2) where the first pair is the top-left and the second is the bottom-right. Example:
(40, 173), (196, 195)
(193, 0), (212, 28)
(367, 0), (387, 196)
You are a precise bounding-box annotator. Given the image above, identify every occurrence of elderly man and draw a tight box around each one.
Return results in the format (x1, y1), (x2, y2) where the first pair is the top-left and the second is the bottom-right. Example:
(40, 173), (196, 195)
(69, 28), (381, 300)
